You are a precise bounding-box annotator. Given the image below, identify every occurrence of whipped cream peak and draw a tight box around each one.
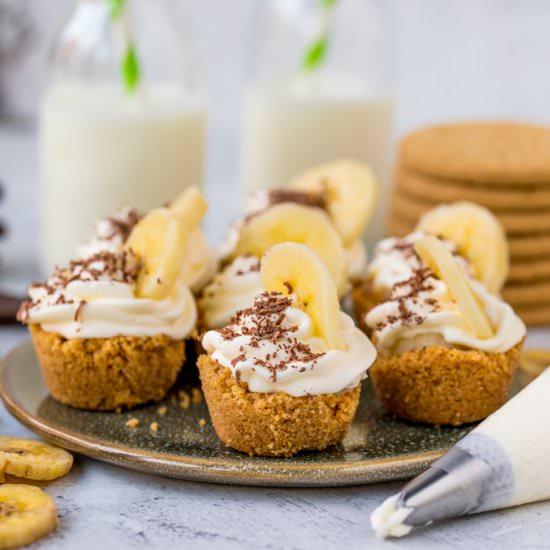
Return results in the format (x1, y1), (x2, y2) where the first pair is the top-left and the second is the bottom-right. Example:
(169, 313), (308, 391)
(18, 250), (140, 323)
(215, 292), (325, 384)
(20, 213), (197, 340)
(366, 233), (526, 355)
(368, 232), (470, 293)
(202, 292), (377, 396)
(78, 205), (141, 258)
(198, 255), (263, 329)
(371, 266), (443, 332)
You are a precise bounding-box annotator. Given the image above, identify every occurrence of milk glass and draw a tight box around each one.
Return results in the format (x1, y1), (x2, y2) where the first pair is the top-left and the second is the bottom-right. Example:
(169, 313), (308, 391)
(242, 0), (395, 245)
(39, 0), (205, 274)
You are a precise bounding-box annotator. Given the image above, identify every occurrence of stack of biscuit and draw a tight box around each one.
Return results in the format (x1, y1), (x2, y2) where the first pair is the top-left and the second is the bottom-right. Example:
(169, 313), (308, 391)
(387, 122), (550, 326)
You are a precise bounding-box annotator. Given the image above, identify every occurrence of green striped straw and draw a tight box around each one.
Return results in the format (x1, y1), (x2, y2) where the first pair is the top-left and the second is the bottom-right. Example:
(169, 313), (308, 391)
(301, 0), (338, 72)
(108, 0), (140, 93)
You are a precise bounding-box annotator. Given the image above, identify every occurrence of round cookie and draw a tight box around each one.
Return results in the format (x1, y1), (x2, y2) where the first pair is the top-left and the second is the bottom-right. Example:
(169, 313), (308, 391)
(390, 190), (550, 235)
(502, 280), (550, 306)
(514, 303), (550, 326)
(509, 257), (550, 283)
(385, 215), (415, 238)
(400, 122), (550, 184)
(508, 234), (550, 258)
(386, 209), (550, 260)
(394, 166), (550, 211)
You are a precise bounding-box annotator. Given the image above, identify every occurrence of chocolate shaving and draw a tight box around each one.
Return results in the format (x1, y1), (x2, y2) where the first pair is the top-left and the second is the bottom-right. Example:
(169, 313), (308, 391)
(265, 189), (327, 211)
(231, 353), (246, 367)
(18, 249), (141, 323)
(216, 292), (324, 383)
(100, 207), (141, 243)
(373, 237), (448, 331)
(74, 300), (87, 322)
(235, 258), (261, 276)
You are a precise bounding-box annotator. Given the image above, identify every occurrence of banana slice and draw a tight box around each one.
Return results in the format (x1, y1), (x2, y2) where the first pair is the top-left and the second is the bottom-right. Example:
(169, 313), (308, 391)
(289, 160), (379, 245)
(124, 208), (189, 299)
(414, 236), (494, 339)
(234, 203), (348, 296)
(416, 201), (509, 293)
(261, 242), (344, 350)
(0, 437), (73, 481)
(169, 186), (208, 227)
(0, 484), (57, 549)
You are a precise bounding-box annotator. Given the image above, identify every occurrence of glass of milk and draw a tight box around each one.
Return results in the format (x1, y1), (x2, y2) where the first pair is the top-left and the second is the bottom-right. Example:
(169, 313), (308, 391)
(39, 0), (206, 274)
(242, 0), (395, 245)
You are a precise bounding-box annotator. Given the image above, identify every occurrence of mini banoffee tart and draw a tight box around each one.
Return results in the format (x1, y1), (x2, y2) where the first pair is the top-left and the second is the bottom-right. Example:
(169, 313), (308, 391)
(199, 242), (377, 457)
(217, 160), (378, 280)
(18, 201), (199, 411)
(352, 201), (509, 330)
(364, 234), (526, 426)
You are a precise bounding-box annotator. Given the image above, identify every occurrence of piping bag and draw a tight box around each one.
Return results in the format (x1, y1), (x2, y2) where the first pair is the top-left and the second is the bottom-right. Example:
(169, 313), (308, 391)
(371, 367), (550, 538)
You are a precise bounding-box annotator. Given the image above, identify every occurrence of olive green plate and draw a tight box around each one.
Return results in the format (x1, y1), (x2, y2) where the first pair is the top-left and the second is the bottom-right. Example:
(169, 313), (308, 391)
(0, 340), (507, 487)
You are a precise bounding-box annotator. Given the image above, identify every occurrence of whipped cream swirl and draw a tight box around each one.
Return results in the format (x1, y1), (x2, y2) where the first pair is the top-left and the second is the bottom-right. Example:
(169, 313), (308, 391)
(78, 205), (216, 294)
(198, 255), (262, 328)
(365, 233), (526, 355)
(19, 250), (197, 340)
(367, 232), (471, 293)
(202, 293), (376, 396)
(77, 205), (141, 259)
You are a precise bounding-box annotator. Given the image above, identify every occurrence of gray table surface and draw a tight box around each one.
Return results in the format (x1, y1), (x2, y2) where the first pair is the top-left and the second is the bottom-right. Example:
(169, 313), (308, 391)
(1, 127), (550, 549)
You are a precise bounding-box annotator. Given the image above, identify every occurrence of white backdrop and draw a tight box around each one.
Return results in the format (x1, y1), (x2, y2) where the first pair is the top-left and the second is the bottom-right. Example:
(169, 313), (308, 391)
(9, 0), (550, 185)
(1, 0), (550, 270)
(11, 0), (550, 128)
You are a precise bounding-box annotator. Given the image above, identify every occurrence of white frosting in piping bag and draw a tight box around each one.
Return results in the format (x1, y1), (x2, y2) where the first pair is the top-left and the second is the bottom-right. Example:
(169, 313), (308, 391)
(370, 495), (413, 539)
(371, 367), (550, 538)
(474, 367), (550, 506)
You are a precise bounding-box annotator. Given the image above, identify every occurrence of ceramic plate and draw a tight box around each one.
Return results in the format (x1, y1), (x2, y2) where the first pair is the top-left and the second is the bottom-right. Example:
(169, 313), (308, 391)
(0, 340), (524, 487)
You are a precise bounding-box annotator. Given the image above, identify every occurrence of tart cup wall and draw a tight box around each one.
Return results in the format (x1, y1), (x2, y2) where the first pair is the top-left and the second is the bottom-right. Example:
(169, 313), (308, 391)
(370, 342), (523, 426)
(30, 324), (185, 411)
(198, 354), (361, 457)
